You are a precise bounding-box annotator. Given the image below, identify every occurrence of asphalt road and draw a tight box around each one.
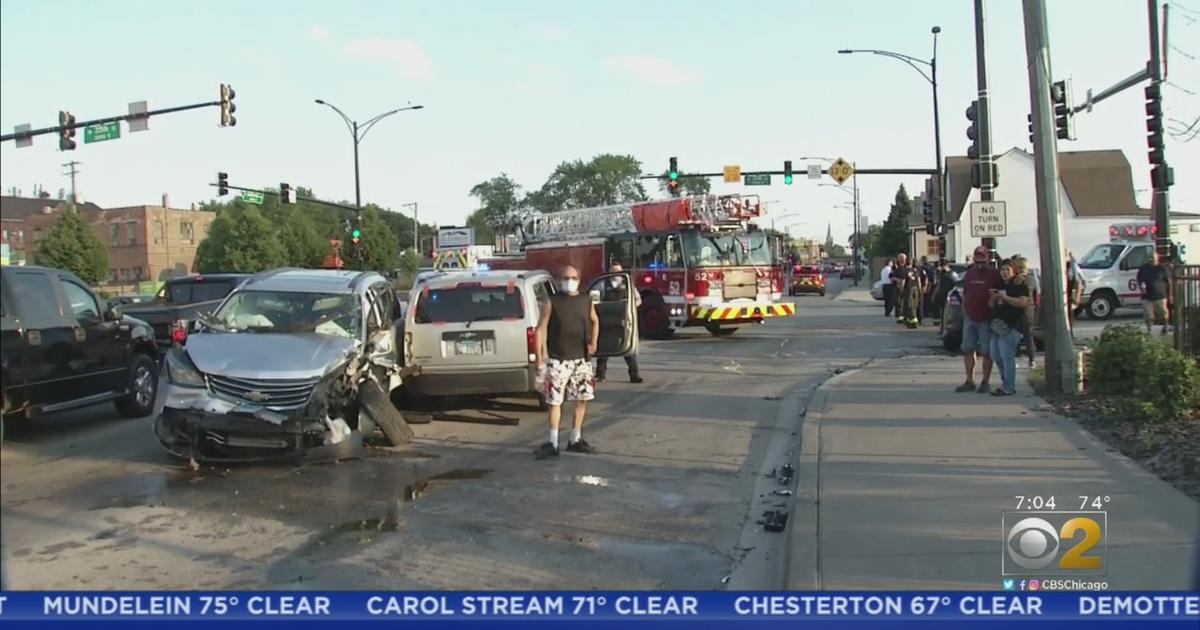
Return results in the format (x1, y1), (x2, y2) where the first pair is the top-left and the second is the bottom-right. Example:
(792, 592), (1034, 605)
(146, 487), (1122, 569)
(1, 278), (936, 590)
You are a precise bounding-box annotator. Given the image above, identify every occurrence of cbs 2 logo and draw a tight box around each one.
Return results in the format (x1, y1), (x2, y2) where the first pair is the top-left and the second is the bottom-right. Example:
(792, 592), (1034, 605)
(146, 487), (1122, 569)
(1006, 515), (1104, 572)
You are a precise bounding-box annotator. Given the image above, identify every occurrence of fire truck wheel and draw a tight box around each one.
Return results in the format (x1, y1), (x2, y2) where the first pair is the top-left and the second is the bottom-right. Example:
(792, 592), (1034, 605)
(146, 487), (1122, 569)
(639, 295), (673, 340)
(705, 324), (738, 337)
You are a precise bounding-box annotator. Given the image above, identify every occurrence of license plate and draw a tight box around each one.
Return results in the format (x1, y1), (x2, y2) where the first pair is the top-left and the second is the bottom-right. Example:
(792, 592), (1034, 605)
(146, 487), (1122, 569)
(456, 340), (483, 355)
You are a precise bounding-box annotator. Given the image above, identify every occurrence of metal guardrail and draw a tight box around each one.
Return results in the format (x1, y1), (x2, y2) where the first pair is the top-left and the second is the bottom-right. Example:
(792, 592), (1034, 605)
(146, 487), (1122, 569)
(1173, 265), (1200, 359)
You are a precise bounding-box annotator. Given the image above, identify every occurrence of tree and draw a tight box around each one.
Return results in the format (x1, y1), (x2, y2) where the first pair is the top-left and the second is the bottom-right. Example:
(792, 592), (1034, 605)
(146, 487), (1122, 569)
(398, 249), (421, 275)
(347, 206), (399, 272)
(526, 154), (647, 212)
(469, 174), (523, 235)
(657, 170), (712, 198)
(194, 204), (288, 273)
(466, 208), (496, 244)
(34, 209), (108, 284)
(278, 209), (328, 268)
(871, 185), (913, 259)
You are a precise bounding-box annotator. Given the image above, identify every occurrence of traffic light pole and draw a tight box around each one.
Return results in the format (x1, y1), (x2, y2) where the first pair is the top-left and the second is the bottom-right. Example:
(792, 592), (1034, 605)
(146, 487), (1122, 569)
(1023, 0), (1076, 395)
(973, 0), (997, 250)
(1, 99), (220, 144)
(1146, 0), (1172, 260)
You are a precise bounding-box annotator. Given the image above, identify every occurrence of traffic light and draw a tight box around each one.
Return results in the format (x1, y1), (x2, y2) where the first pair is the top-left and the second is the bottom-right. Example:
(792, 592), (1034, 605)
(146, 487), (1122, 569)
(219, 83), (237, 127)
(1051, 79), (1075, 141)
(1027, 113), (1035, 146)
(965, 100), (980, 160)
(783, 160), (794, 185)
(280, 183), (295, 204)
(58, 111), (76, 151)
(1146, 83), (1165, 166)
(668, 157), (678, 181)
(1151, 165), (1174, 189)
(217, 172), (229, 196)
(350, 214), (363, 246)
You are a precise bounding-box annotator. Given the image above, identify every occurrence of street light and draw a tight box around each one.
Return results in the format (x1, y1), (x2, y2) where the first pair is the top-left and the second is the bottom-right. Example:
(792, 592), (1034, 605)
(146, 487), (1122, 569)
(839, 25), (943, 231)
(315, 99), (424, 209)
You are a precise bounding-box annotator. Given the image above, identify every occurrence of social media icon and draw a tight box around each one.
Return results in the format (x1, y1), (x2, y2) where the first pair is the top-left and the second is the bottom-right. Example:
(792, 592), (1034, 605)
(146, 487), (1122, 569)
(1002, 579), (1015, 591)
(1029, 579), (1041, 591)
(1019, 580), (1027, 590)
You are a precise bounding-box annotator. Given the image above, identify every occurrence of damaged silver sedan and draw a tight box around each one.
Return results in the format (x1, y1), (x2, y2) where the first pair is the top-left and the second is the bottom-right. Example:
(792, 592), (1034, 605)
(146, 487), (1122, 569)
(154, 268), (413, 463)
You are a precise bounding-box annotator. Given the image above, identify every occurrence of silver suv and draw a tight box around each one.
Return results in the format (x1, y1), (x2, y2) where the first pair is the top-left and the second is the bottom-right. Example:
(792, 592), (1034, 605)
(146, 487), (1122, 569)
(154, 268), (409, 462)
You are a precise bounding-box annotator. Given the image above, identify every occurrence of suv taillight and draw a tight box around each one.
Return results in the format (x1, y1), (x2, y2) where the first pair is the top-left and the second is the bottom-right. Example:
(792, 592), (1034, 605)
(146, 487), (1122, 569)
(171, 320), (188, 345)
(527, 327), (537, 363)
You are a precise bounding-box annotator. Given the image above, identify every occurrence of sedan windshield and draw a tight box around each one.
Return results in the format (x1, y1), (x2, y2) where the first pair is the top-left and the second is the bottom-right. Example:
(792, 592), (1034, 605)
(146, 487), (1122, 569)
(211, 291), (360, 339)
(682, 231), (773, 267)
(1078, 244), (1126, 270)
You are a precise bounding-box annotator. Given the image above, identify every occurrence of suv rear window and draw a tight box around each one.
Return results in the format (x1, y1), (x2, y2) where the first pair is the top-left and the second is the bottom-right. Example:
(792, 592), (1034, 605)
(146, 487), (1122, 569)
(794, 266), (820, 275)
(166, 279), (238, 303)
(414, 285), (524, 324)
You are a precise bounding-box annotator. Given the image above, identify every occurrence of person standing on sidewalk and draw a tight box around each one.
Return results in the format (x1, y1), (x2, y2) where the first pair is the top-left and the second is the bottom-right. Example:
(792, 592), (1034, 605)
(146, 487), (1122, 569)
(988, 259), (1031, 397)
(919, 256), (936, 323)
(891, 254), (910, 324)
(596, 262), (643, 383)
(1136, 250), (1172, 335)
(896, 257), (922, 329)
(880, 259), (895, 318)
(1012, 256), (1039, 368)
(1066, 253), (1085, 334)
(932, 259), (954, 325)
(957, 246), (1002, 393)
(534, 265), (599, 459)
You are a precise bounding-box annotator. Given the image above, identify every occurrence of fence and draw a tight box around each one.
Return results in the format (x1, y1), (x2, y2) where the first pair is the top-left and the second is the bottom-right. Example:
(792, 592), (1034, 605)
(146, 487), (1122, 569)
(1173, 265), (1200, 359)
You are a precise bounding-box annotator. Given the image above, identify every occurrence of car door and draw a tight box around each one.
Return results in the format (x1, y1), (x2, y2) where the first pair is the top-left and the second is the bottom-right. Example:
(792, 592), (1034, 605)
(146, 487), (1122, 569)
(4, 269), (84, 409)
(1118, 245), (1154, 300)
(59, 275), (127, 395)
(0, 274), (29, 414)
(587, 272), (639, 357)
(364, 282), (398, 364)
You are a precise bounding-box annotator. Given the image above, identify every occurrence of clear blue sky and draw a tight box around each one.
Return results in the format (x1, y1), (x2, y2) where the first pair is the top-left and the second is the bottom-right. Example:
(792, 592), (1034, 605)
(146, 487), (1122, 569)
(1, 0), (1196, 245)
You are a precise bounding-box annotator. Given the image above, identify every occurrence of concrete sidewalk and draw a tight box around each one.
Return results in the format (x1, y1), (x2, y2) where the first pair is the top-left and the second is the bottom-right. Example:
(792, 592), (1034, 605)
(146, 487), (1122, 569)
(786, 355), (1200, 590)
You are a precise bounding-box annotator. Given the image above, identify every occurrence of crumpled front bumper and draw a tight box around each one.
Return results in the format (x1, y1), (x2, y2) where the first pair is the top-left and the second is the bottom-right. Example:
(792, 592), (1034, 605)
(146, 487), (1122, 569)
(154, 383), (333, 463)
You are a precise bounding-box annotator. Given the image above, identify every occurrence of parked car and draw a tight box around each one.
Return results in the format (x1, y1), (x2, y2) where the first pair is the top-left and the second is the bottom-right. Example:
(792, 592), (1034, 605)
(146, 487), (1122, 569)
(154, 269), (410, 462)
(1, 265), (159, 421)
(870, 279), (886, 301)
(402, 269), (638, 408)
(789, 265), (826, 296)
(839, 266), (857, 280)
(123, 274), (249, 352)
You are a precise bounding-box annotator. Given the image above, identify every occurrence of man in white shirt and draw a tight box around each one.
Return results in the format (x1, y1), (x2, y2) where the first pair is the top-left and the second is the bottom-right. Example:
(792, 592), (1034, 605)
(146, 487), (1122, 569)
(880, 259), (895, 317)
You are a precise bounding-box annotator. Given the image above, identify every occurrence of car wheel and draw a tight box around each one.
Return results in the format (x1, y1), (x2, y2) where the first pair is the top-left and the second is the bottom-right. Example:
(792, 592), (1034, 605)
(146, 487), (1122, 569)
(819, 289), (826, 297)
(115, 354), (158, 418)
(1086, 292), (1117, 321)
(360, 380), (413, 446)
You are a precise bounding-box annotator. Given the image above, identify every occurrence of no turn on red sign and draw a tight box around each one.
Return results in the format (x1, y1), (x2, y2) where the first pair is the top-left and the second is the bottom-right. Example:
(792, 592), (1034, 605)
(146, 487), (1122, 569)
(970, 200), (1008, 237)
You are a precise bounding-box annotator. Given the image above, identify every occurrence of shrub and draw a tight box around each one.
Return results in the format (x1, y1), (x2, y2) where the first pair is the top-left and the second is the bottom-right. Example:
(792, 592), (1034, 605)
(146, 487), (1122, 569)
(1089, 323), (1200, 422)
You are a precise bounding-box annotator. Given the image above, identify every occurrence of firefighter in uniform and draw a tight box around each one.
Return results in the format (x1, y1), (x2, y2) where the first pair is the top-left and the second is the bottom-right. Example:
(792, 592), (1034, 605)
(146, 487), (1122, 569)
(890, 254), (910, 324)
(897, 257), (922, 328)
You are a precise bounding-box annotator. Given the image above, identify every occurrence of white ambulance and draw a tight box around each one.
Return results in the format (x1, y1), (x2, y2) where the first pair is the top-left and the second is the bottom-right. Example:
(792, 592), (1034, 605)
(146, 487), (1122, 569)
(1076, 219), (1200, 320)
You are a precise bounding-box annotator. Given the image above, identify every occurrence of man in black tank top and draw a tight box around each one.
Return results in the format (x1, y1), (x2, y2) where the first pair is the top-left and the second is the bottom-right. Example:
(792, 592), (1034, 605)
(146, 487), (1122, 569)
(535, 265), (600, 459)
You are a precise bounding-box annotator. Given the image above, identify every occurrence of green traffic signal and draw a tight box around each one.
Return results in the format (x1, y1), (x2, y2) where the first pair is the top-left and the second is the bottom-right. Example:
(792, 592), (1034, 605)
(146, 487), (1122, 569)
(784, 175), (794, 185)
(351, 228), (362, 240)
(669, 172), (679, 180)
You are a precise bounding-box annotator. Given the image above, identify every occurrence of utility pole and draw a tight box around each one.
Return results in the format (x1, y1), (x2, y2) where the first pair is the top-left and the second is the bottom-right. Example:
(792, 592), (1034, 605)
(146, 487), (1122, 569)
(62, 161), (81, 211)
(1147, 0), (1172, 261)
(973, 0), (997, 250)
(401, 202), (419, 253)
(852, 163), (861, 285)
(1023, 0), (1076, 395)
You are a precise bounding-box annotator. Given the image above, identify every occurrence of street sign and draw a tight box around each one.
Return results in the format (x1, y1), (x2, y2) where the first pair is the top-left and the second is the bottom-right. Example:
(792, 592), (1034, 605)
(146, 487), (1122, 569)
(969, 200), (1008, 237)
(240, 190), (265, 205)
(723, 165), (742, 183)
(828, 158), (854, 185)
(84, 122), (121, 144)
(744, 173), (771, 186)
(14, 124), (32, 148)
(128, 101), (149, 132)
(807, 164), (822, 180)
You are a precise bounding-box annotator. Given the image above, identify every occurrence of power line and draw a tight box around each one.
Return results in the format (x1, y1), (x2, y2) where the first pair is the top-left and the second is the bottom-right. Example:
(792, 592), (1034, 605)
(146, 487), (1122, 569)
(1167, 81), (1197, 96)
(1172, 1), (1200, 16)
(1170, 44), (1196, 60)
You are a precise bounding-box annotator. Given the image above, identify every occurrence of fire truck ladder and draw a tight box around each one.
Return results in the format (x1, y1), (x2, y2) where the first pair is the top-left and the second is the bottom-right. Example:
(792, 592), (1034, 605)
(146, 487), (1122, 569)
(520, 194), (761, 244)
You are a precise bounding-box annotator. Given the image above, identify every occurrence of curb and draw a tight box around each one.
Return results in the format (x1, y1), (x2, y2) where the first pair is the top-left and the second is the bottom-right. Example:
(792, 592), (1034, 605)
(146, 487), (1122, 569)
(780, 361), (873, 590)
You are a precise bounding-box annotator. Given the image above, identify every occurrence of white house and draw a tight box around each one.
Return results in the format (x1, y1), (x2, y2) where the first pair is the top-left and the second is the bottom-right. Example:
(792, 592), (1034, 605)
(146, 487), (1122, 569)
(912, 148), (1156, 265)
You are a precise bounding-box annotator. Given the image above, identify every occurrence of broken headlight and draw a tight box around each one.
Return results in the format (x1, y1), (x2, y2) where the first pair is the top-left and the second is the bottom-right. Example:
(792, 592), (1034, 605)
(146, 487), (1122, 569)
(165, 347), (206, 388)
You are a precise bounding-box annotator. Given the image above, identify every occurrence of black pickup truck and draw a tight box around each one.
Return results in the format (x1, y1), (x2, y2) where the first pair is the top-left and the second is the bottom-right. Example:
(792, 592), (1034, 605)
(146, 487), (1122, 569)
(123, 274), (248, 350)
(1, 265), (160, 421)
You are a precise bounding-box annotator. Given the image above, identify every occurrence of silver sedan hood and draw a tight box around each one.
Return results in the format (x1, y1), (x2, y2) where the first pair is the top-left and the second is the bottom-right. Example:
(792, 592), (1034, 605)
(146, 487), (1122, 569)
(185, 332), (358, 380)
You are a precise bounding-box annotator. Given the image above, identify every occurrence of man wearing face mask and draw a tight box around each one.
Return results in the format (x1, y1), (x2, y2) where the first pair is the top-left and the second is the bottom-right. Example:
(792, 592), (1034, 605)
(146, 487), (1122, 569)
(596, 262), (643, 383)
(535, 265), (601, 459)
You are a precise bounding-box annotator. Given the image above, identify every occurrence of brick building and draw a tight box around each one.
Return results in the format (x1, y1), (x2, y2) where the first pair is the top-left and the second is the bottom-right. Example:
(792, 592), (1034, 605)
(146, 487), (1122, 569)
(0, 194), (215, 287)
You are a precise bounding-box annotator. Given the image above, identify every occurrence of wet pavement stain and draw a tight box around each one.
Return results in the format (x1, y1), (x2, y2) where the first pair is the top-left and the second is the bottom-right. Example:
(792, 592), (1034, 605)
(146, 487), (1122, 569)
(429, 468), (493, 481)
(39, 541), (86, 555)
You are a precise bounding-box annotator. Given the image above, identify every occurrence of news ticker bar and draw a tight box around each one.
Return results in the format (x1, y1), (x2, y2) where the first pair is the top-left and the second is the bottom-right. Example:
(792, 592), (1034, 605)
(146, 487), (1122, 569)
(0, 592), (1196, 623)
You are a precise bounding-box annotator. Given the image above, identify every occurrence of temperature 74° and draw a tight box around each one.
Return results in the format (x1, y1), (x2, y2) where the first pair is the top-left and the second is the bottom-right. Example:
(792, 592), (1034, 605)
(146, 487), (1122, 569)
(1079, 495), (1111, 510)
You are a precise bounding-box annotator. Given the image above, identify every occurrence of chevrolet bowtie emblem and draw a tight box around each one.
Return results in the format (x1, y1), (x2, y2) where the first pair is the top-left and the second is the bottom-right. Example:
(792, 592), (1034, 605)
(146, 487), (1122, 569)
(245, 390), (271, 402)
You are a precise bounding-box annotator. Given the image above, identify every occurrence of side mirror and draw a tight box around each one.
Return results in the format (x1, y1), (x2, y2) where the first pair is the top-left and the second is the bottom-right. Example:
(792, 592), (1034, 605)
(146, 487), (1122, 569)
(104, 301), (123, 322)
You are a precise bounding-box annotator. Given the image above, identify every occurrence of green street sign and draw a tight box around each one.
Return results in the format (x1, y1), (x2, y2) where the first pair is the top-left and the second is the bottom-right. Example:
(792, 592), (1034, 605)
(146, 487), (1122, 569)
(84, 122), (121, 144)
(240, 191), (265, 205)
(744, 173), (772, 186)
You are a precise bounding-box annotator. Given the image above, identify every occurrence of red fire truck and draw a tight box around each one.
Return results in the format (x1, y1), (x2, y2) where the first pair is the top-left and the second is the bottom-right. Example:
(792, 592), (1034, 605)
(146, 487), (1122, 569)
(482, 194), (795, 338)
